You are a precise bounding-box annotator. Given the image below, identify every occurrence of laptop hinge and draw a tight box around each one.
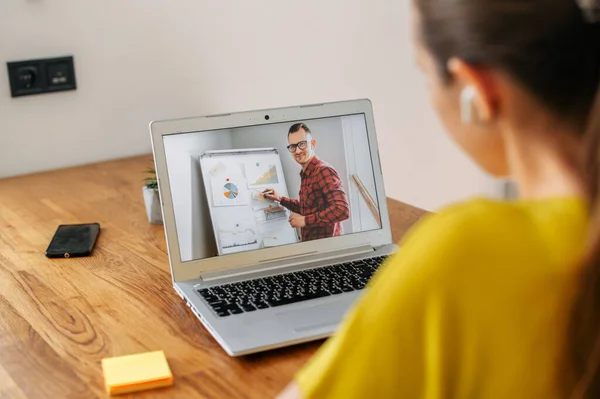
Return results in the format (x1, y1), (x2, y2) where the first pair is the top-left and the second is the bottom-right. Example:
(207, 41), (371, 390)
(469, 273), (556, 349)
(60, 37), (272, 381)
(199, 245), (375, 282)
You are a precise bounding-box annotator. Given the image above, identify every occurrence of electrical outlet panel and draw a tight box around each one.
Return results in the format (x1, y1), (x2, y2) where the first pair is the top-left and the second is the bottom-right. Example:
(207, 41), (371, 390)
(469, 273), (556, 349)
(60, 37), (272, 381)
(7, 56), (76, 98)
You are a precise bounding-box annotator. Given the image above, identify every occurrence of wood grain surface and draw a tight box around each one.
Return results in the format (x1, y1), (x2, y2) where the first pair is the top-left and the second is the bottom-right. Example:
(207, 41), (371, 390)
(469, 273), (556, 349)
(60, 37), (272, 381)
(0, 155), (428, 399)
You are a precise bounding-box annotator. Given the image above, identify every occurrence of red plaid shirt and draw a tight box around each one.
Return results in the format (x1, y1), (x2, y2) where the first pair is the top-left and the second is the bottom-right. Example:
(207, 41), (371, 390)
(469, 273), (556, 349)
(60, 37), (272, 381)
(280, 156), (350, 241)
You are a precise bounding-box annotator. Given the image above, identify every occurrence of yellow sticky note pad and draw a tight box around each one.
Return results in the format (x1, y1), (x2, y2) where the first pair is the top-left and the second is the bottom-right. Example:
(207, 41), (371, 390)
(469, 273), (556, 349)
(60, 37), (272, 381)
(101, 350), (173, 395)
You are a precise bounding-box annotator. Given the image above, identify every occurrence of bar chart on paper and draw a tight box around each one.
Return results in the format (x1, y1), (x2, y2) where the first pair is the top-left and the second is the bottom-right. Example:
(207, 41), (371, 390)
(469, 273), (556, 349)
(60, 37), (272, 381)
(246, 163), (279, 187)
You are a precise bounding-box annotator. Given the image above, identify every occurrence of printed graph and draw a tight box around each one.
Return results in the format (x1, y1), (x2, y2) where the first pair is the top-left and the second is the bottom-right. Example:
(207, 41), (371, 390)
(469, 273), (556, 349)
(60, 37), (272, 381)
(219, 226), (257, 249)
(245, 162), (279, 187)
(264, 206), (286, 221)
(255, 205), (287, 223)
(253, 165), (278, 185)
(211, 175), (248, 207)
(223, 182), (239, 199)
(215, 206), (260, 253)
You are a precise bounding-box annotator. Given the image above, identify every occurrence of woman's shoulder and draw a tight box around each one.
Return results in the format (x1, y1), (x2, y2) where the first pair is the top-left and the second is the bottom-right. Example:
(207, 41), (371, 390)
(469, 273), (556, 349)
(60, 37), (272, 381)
(387, 196), (586, 285)
(403, 197), (536, 246)
(392, 197), (582, 277)
(414, 196), (585, 239)
(365, 198), (562, 312)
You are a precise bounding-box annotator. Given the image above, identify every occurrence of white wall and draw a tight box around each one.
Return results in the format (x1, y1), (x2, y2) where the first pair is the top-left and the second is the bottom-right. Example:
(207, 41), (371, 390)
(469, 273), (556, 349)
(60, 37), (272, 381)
(0, 0), (500, 212)
(342, 115), (381, 233)
(163, 131), (233, 262)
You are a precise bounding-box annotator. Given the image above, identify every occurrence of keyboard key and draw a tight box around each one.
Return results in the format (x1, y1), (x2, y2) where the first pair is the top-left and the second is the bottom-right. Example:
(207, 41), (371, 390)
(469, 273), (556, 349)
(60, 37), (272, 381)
(267, 299), (287, 307)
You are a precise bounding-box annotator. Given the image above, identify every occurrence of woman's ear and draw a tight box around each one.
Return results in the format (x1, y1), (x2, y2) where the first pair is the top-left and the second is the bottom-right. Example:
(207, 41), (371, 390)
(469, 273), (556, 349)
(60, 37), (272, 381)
(447, 58), (498, 123)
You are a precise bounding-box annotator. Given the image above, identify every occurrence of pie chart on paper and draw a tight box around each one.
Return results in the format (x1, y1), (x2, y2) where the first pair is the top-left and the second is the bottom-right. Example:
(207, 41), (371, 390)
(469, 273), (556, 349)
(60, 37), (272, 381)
(223, 182), (239, 199)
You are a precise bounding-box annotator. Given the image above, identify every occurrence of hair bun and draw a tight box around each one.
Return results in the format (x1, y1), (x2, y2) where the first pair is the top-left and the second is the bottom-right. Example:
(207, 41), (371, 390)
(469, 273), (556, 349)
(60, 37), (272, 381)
(576, 0), (600, 23)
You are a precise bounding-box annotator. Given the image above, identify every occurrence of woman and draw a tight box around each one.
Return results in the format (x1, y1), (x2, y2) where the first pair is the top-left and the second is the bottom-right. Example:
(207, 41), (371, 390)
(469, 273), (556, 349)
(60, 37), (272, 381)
(278, 0), (600, 398)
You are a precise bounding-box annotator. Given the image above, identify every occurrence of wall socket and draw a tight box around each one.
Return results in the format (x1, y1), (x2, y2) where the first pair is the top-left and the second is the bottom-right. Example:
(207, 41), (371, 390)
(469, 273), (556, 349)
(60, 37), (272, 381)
(7, 56), (76, 98)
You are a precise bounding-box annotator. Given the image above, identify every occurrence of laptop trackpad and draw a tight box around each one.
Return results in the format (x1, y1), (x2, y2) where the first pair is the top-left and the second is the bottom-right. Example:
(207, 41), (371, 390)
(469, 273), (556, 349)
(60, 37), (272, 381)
(276, 301), (349, 332)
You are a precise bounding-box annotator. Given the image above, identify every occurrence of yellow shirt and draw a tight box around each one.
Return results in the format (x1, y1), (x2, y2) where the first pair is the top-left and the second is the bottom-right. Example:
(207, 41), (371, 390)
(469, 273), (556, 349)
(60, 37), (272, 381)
(295, 197), (587, 399)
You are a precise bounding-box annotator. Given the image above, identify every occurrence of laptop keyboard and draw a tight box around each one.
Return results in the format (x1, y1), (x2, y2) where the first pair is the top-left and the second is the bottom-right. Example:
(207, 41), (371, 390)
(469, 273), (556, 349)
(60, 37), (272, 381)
(197, 255), (388, 317)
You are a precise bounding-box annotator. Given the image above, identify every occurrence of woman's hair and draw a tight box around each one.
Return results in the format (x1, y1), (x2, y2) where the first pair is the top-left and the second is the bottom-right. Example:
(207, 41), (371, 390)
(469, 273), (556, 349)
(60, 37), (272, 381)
(413, 0), (600, 396)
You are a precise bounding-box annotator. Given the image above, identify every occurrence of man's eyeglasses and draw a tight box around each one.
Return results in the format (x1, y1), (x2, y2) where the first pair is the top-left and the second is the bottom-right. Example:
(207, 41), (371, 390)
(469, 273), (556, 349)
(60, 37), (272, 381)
(287, 141), (308, 153)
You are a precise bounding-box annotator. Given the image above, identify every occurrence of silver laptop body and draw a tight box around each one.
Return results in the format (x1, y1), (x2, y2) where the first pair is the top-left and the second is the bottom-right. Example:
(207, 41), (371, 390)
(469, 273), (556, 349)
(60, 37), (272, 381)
(150, 99), (398, 356)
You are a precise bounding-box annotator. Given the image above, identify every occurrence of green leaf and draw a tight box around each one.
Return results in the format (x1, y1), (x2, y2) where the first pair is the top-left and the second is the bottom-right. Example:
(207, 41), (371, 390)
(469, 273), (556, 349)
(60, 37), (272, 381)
(142, 166), (157, 186)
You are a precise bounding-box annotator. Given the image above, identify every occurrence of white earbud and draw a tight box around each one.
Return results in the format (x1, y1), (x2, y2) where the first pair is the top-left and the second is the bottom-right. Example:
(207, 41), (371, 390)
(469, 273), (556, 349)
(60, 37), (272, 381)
(460, 86), (478, 125)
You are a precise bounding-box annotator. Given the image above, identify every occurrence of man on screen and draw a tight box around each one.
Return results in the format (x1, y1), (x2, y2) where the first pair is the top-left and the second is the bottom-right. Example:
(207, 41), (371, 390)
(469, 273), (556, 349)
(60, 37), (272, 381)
(263, 123), (350, 242)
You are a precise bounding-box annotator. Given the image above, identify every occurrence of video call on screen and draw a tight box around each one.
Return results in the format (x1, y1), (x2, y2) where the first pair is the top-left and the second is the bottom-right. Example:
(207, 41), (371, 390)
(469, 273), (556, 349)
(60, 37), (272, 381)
(163, 114), (382, 263)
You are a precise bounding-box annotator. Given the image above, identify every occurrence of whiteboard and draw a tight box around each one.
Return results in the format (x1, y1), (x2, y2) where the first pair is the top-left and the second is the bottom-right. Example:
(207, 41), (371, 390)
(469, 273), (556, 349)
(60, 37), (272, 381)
(199, 148), (299, 255)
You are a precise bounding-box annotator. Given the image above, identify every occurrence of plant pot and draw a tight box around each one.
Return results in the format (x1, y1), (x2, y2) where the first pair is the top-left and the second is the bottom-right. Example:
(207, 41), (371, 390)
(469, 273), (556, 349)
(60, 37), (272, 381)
(143, 186), (163, 225)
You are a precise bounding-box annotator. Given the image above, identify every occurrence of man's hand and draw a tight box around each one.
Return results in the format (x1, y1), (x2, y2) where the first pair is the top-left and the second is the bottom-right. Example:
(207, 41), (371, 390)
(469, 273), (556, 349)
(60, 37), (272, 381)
(262, 188), (281, 202)
(289, 213), (306, 228)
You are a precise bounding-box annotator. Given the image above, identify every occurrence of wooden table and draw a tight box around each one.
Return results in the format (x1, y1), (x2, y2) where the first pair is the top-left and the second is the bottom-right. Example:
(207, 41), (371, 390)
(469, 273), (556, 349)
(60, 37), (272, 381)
(0, 155), (428, 399)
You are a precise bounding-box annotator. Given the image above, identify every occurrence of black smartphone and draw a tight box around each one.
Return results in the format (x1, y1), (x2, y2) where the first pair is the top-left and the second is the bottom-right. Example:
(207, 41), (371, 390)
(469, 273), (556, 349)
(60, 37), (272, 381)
(45, 223), (101, 258)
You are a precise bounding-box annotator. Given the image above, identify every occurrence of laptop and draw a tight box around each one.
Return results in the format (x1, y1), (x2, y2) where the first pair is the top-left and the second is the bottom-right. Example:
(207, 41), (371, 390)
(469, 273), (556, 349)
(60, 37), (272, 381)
(150, 99), (398, 356)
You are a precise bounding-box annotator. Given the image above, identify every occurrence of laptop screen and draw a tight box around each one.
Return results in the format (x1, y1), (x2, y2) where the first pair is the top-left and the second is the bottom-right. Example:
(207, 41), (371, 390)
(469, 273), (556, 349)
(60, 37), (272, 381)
(163, 113), (383, 263)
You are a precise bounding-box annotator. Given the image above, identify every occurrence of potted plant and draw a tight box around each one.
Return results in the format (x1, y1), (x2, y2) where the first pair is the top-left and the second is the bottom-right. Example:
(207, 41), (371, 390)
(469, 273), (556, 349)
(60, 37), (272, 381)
(143, 168), (163, 224)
